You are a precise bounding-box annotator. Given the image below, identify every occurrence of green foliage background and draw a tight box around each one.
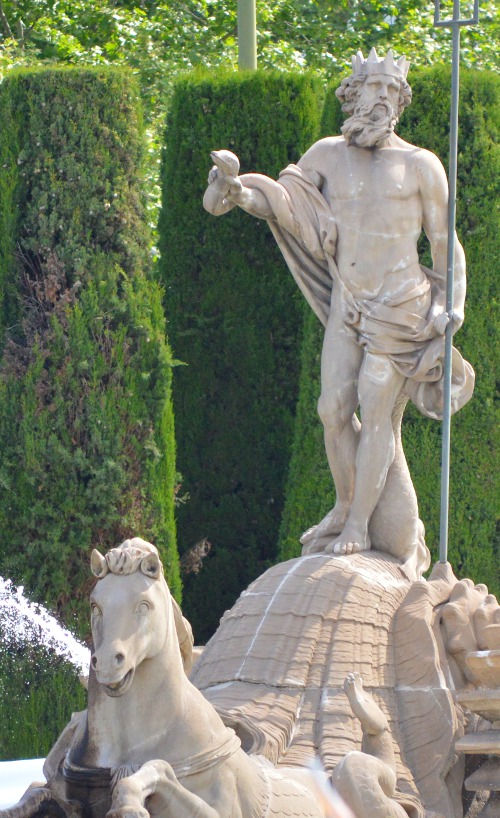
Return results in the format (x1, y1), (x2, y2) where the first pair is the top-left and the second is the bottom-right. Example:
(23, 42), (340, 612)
(0, 67), (180, 638)
(279, 66), (499, 598)
(0, 636), (86, 759)
(159, 70), (322, 642)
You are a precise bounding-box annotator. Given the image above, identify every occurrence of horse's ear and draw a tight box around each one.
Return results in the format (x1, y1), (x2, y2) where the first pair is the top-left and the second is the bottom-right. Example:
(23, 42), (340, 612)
(91, 549), (108, 578)
(140, 552), (161, 579)
(171, 597), (194, 674)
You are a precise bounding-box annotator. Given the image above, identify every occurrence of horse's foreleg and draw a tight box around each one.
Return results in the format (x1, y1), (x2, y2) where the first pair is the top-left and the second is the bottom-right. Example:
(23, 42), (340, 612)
(107, 760), (220, 818)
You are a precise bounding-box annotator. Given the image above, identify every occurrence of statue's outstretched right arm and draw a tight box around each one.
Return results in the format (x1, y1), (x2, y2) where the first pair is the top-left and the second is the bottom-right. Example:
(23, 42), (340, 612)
(203, 150), (290, 222)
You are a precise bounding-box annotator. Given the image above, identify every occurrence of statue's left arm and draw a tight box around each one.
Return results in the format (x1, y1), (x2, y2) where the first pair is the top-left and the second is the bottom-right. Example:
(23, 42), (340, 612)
(416, 149), (466, 334)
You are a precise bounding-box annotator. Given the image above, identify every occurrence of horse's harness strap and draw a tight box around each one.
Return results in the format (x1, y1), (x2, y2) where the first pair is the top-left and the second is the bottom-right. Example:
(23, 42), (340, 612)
(174, 730), (242, 778)
(63, 730), (241, 783)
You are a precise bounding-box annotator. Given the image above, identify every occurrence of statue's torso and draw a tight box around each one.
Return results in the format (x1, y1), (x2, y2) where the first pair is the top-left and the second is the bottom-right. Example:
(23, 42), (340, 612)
(299, 136), (429, 302)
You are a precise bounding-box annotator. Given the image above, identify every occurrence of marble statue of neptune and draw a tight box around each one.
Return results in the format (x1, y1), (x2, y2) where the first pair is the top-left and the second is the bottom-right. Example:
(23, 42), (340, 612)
(204, 49), (474, 568)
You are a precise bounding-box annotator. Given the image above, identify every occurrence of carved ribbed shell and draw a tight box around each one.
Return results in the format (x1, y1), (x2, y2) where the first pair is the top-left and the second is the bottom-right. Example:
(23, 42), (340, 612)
(190, 552), (459, 818)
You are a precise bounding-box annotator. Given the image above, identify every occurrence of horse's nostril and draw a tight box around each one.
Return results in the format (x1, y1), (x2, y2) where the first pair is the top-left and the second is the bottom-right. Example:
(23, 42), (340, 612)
(115, 652), (125, 666)
(91, 655), (97, 669)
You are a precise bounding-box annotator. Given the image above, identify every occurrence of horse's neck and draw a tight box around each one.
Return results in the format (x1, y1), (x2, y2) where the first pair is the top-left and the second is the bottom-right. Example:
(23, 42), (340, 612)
(81, 636), (230, 769)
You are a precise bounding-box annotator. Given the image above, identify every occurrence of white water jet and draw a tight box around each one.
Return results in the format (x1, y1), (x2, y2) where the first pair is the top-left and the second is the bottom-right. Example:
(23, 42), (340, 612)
(0, 576), (90, 674)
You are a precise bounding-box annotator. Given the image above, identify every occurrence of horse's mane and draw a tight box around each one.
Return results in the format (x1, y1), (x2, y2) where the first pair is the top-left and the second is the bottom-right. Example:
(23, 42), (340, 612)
(104, 537), (158, 575)
(91, 537), (194, 673)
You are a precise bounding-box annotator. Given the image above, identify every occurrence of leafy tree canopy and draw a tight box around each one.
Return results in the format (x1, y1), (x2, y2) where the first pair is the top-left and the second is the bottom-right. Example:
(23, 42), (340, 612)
(1, 1), (498, 114)
(1, 1), (496, 221)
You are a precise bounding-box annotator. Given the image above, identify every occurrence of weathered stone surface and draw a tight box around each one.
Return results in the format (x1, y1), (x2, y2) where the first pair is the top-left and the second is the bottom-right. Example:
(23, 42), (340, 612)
(191, 552), (464, 817)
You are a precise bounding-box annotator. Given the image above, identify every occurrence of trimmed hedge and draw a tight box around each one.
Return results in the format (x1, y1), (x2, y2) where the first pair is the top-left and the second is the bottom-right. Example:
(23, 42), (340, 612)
(0, 639), (86, 760)
(159, 70), (322, 642)
(278, 66), (499, 597)
(0, 67), (180, 636)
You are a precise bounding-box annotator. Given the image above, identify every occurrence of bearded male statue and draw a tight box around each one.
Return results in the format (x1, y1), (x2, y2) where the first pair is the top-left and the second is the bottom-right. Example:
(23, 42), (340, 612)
(203, 49), (474, 578)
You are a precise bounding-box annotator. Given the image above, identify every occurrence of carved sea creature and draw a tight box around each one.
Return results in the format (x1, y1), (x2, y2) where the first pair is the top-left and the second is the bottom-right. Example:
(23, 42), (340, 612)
(3, 540), (333, 818)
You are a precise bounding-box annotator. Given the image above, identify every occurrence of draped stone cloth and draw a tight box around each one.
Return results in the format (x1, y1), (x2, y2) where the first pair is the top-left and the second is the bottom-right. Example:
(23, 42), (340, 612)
(242, 164), (474, 420)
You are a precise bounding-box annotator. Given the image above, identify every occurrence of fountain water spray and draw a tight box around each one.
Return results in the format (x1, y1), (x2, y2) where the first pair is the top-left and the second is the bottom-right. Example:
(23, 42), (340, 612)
(0, 576), (90, 674)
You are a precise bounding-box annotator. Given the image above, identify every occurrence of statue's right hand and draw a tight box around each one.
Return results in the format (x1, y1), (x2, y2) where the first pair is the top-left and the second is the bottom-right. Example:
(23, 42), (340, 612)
(225, 175), (244, 203)
(207, 166), (219, 185)
(203, 169), (238, 216)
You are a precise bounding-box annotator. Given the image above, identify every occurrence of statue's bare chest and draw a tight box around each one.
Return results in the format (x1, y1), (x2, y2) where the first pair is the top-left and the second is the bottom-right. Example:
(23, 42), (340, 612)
(322, 147), (417, 206)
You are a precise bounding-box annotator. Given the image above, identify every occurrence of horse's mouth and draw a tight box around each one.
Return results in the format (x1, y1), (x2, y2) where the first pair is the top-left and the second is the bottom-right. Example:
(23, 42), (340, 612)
(102, 668), (135, 697)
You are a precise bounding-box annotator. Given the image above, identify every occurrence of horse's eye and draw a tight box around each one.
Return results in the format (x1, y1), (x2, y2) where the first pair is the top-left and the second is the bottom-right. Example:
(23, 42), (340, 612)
(91, 603), (101, 617)
(137, 601), (149, 615)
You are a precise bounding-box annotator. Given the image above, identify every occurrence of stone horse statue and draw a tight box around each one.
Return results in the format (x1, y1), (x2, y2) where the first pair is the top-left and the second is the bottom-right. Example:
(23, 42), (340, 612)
(4, 539), (354, 818)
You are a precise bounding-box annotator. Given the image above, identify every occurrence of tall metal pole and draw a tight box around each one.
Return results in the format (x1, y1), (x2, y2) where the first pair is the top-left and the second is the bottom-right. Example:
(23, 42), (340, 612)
(433, 0), (479, 563)
(238, 0), (257, 70)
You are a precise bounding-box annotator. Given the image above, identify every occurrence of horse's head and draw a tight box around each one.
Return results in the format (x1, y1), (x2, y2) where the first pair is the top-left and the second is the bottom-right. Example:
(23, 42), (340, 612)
(89, 538), (193, 697)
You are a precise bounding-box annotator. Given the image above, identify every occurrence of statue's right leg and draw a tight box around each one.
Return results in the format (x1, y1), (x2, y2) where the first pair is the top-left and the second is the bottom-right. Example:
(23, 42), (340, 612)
(301, 309), (363, 554)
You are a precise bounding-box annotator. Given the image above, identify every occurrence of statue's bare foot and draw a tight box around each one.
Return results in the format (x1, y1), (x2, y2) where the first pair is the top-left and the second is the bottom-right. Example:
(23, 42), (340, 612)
(325, 525), (371, 555)
(300, 505), (349, 555)
(301, 540), (328, 556)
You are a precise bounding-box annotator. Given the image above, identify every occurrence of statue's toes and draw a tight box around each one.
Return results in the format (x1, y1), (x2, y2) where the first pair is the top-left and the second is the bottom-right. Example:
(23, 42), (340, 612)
(331, 541), (347, 555)
(344, 672), (363, 700)
(352, 672), (363, 691)
(344, 672), (355, 690)
(335, 540), (360, 555)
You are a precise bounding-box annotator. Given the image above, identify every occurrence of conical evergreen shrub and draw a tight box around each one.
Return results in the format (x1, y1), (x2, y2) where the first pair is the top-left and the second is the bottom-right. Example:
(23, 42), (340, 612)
(159, 70), (322, 642)
(0, 67), (180, 636)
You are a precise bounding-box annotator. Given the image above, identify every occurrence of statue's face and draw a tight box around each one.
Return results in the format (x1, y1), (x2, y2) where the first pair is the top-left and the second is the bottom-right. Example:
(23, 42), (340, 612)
(342, 71), (401, 148)
(357, 73), (400, 114)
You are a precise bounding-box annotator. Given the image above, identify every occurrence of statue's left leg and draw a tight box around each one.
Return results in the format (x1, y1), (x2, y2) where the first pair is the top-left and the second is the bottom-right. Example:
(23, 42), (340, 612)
(327, 354), (405, 555)
(108, 761), (220, 818)
(334, 675), (423, 818)
(332, 753), (408, 818)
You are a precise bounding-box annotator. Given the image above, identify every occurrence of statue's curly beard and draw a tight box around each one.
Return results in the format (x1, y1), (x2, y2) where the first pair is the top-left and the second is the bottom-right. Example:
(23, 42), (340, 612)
(342, 99), (399, 148)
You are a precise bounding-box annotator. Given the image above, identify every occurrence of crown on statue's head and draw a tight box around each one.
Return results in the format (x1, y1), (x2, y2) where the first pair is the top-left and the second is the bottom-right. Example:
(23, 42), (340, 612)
(351, 48), (410, 81)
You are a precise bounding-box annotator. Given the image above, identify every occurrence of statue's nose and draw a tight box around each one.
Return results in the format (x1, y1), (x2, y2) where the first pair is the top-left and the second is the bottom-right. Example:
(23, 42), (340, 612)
(91, 650), (125, 671)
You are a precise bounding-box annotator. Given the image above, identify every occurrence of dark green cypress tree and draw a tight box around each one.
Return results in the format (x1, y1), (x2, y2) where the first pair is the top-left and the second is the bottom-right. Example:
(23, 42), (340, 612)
(159, 70), (322, 642)
(278, 67), (499, 597)
(0, 67), (180, 636)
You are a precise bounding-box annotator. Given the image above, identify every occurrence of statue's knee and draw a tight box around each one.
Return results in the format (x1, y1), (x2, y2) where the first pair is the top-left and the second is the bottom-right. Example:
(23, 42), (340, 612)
(317, 393), (353, 429)
(331, 750), (365, 789)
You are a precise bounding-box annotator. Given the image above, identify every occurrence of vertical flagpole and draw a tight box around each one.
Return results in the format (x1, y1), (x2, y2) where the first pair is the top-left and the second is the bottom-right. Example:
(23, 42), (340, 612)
(433, 0), (479, 564)
(238, 0), (257, 70)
